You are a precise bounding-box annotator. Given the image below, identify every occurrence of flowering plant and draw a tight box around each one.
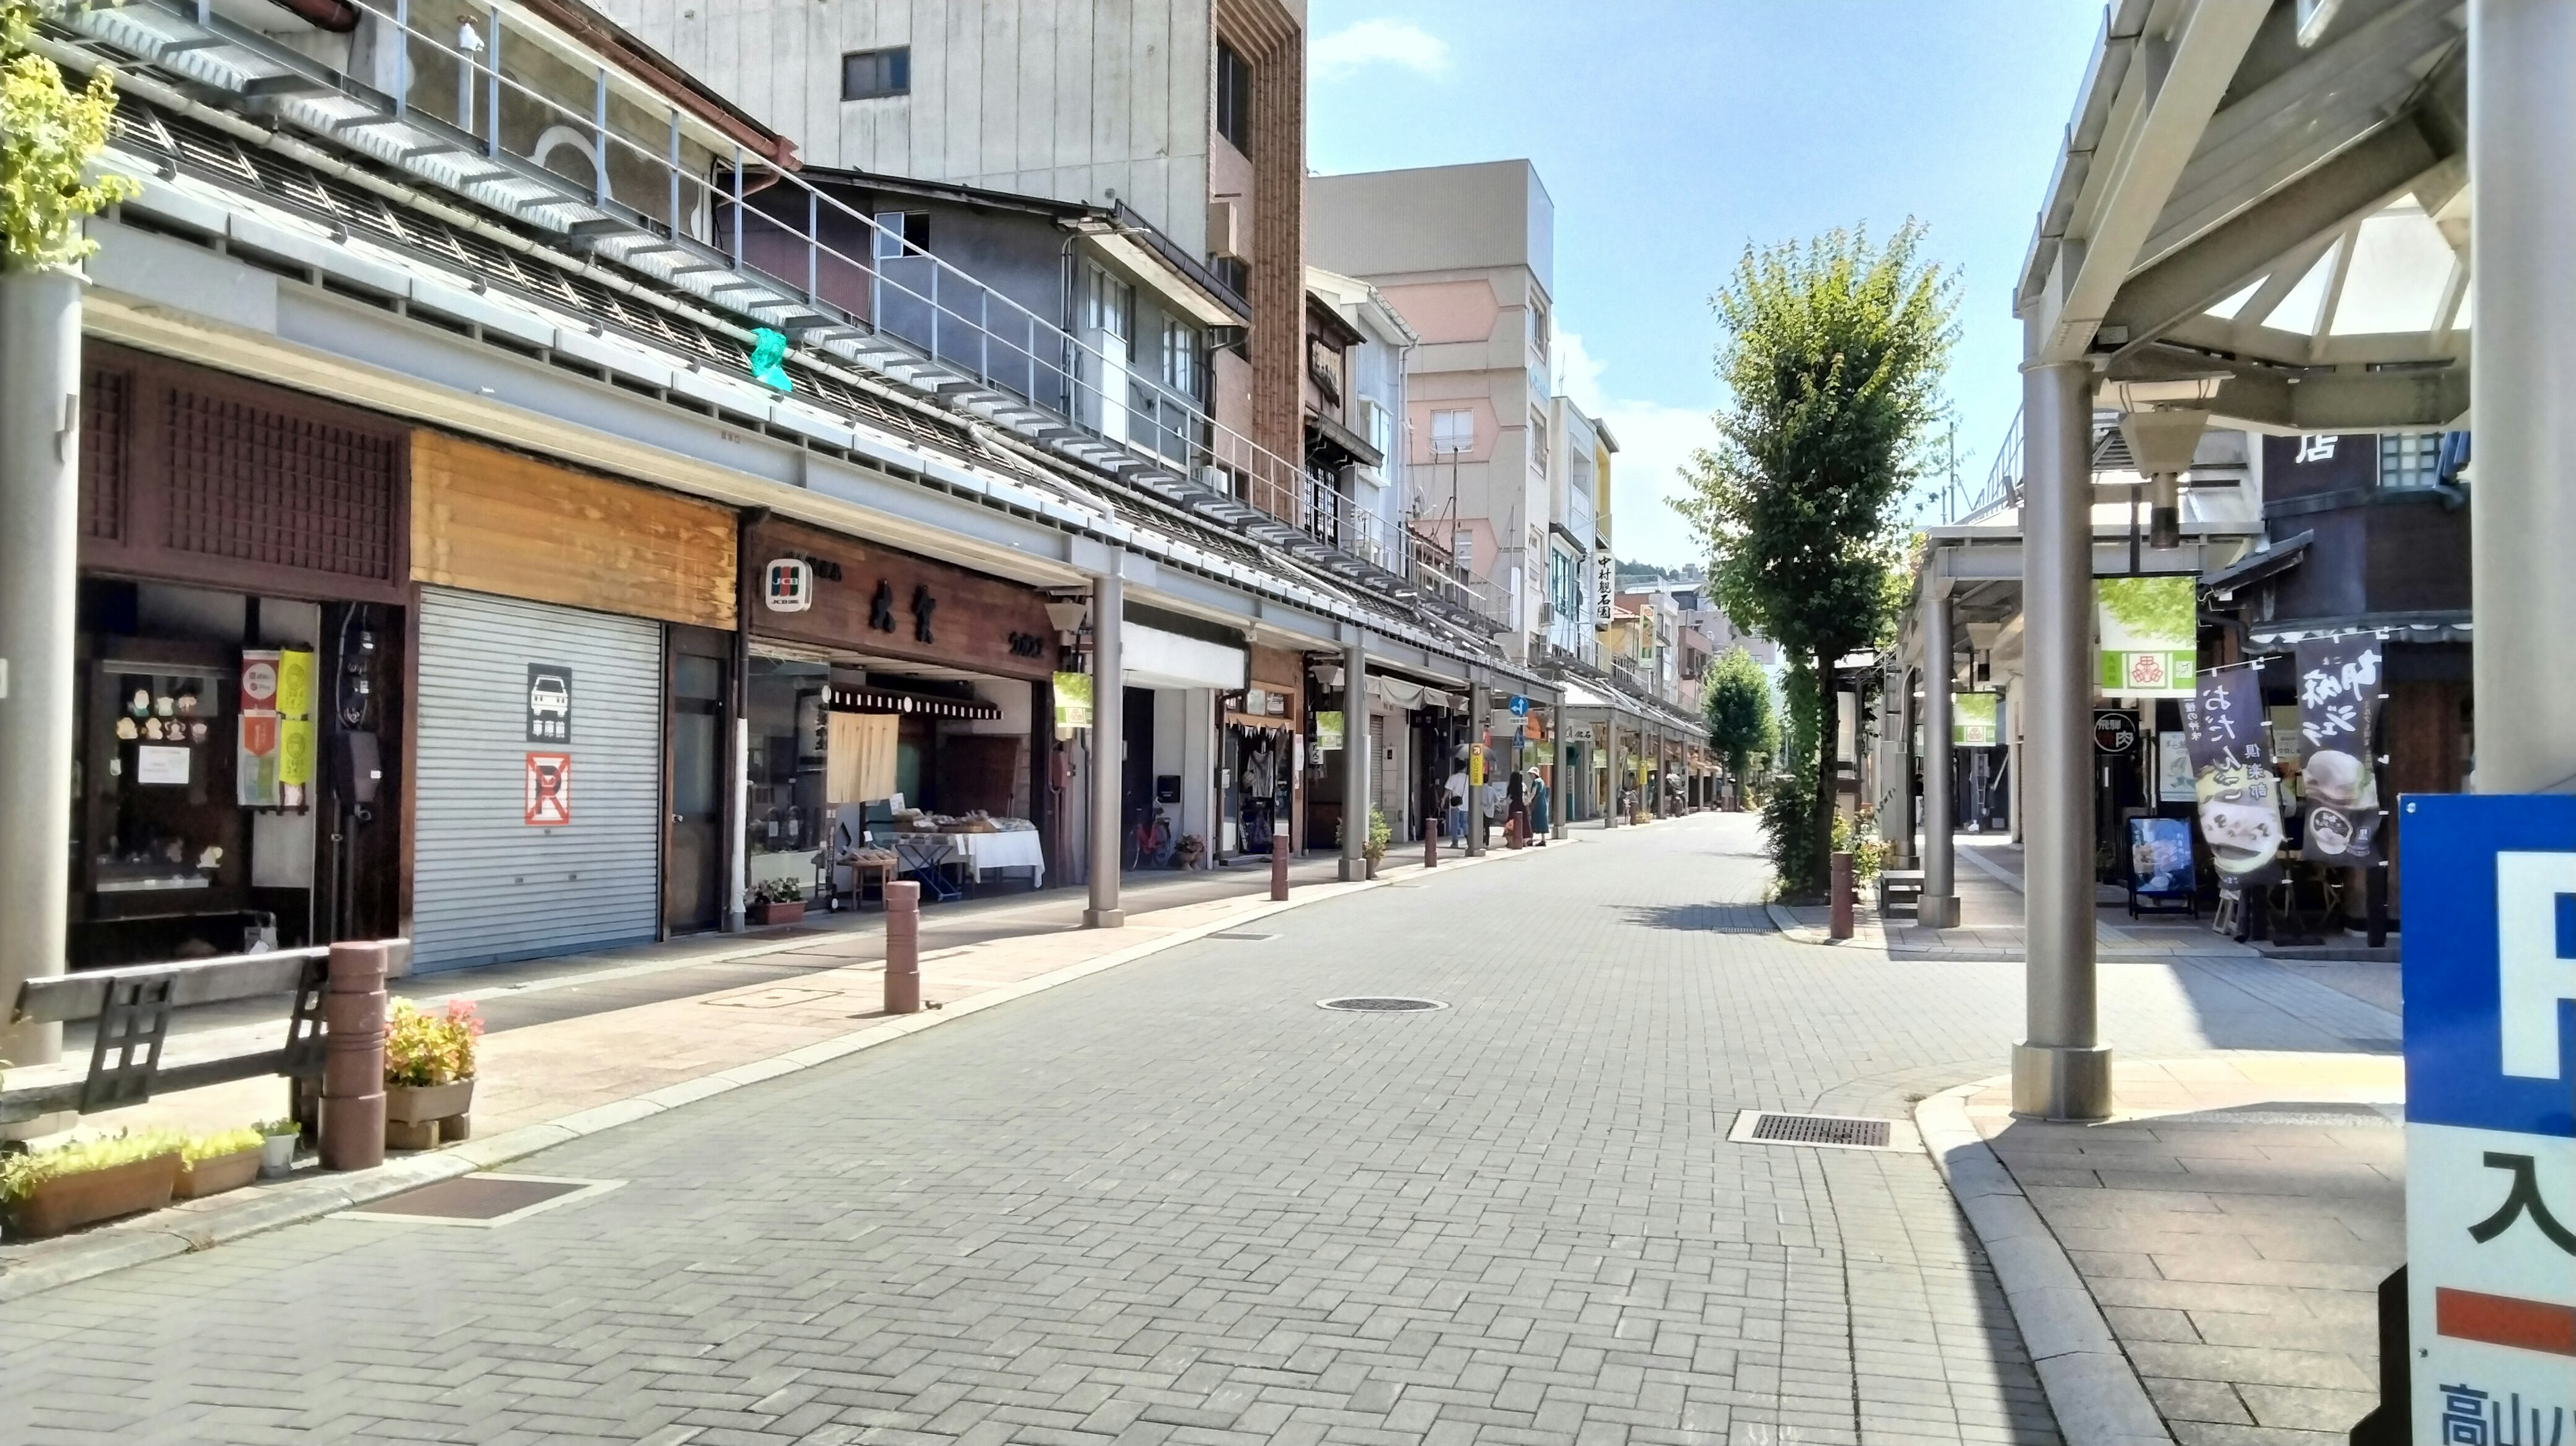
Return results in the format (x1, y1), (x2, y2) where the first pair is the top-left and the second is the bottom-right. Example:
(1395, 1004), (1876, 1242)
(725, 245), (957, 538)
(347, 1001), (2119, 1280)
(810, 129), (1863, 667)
(384, 999), (482, 1088)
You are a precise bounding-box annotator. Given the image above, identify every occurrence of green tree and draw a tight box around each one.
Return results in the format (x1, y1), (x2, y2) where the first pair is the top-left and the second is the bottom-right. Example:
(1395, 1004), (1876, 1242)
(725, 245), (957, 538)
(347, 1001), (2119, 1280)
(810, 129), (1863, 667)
(1678, 223), (1955, 900)
(1701, 646), (1776, 790)
(3, 1), (139, 272)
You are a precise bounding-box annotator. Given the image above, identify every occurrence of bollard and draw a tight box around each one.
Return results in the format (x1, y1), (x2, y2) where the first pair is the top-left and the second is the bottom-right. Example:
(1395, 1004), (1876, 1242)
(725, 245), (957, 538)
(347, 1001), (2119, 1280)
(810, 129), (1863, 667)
(319, 940), (388, 1170)
(1270, 834), (1289, 901)
(1829, 851), (1855, 941)
(1424, 822), (1438, 869)
(883, 880), (922, 1015)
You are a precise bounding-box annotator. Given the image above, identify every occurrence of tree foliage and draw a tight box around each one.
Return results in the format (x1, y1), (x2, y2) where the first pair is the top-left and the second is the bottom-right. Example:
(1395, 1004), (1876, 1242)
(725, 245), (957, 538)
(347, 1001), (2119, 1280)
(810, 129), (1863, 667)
(3, 1), (140, 272)
(1678, 223), (1955, 899)
(1701, 645), (1776, 784)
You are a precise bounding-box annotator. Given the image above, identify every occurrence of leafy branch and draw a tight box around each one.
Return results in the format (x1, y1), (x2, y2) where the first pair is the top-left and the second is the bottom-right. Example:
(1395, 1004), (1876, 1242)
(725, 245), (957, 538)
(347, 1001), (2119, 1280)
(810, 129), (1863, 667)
(2, 1), (141, 272)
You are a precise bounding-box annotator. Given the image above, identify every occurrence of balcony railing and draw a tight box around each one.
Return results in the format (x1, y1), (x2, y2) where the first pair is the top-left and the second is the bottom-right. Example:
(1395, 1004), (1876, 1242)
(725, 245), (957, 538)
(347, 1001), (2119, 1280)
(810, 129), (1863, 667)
(59, 0), (1492, 630)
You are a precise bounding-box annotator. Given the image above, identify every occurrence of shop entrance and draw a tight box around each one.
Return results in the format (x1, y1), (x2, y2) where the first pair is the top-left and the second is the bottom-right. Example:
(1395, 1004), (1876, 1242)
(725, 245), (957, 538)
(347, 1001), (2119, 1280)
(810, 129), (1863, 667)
(663, 626), (731, 934)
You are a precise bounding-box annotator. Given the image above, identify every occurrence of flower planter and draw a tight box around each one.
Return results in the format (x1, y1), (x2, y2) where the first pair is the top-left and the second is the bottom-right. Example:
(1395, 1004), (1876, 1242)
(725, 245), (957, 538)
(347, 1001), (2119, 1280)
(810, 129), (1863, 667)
(4, 1152), (180, 1239)
(174, 1147), (263, 1201)
(385, 1078), (476, 1152)
(260, 1132), (299, 1180)
(752, 899), (808, 926)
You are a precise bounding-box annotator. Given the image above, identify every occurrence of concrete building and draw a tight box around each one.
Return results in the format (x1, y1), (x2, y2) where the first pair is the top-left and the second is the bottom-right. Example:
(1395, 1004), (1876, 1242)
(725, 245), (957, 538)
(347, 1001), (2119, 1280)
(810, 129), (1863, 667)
(594, 0), (1311, 496)
(1308, 160), (1558, 654)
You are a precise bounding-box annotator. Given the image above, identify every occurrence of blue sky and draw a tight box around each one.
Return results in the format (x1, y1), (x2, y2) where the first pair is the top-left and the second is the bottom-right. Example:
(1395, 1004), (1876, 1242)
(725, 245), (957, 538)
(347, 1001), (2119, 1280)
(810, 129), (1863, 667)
(1307, 2), (2106, 567)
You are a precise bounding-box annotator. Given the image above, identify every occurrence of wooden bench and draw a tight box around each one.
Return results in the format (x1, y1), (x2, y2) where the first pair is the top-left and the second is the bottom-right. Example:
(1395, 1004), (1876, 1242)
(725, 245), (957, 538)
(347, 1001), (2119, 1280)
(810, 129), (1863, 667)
(1877, 869), (1926, 917)
(2, 940), (411, 1128)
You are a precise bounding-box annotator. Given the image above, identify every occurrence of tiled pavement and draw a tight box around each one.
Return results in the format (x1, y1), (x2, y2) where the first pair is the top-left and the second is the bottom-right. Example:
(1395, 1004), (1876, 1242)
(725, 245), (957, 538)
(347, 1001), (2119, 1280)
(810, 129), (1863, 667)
(0, 814), (2400, 1445)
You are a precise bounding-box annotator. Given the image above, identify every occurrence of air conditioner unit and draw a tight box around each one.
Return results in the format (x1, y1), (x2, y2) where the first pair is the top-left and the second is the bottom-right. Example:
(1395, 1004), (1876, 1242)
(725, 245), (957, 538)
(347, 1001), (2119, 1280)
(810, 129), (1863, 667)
(1208, 201), (1242, 260)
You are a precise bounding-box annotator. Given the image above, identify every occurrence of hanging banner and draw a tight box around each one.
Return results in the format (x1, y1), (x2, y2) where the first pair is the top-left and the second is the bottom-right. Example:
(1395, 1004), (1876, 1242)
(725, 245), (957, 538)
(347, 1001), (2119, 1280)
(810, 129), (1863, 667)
(1953, 692), (2000, 747)
(1315, 710), (1346, 753)
(2293, 633), (2384, 867)
(1052, 671), (1093, 730)
(2096, 576), (2198, 698)
(2184, 667), (2284, 887)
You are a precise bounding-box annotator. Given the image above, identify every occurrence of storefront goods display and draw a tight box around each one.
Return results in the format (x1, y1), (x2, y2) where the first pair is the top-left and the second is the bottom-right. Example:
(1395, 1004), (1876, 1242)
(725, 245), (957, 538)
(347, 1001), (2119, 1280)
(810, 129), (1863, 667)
(2096, 576), (2198, 698)
(2293, 632), (2385, 865)
(2184, 667), (2284, 886)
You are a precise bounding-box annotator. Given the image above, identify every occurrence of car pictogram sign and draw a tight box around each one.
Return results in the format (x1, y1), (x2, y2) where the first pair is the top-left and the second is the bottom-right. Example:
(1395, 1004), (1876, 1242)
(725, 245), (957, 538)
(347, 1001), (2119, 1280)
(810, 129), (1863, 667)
(525, 752), (572, 826)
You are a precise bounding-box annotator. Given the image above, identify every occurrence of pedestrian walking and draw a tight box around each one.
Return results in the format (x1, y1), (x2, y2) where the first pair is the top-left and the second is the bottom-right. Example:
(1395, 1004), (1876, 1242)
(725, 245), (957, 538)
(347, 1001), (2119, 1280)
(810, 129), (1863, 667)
(1530, 770), (1551, 844)
(1444, 760), (1470, 842)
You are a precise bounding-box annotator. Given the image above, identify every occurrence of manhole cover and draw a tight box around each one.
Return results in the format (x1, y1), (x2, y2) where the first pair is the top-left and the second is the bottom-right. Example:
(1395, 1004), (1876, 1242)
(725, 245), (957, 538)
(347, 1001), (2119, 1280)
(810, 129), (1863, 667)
(345, 1174), (621, 1227)
(1318, 997), (1448, 1012)
(1729, 1111), (1899, 1151)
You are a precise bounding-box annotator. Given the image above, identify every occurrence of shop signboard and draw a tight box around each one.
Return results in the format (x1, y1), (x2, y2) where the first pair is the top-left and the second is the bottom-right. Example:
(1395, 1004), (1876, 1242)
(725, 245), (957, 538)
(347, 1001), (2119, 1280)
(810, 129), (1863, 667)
(1594, 547), (1615, 630)
(1953, 692), (2000, 748)
(2293, 632), (2383, 866)
(1053, 671), (1093, 731)
(238, 647), (315, 806)
(524, 752), (572, 825)
(2183, 667), (2284, 887)
(2156, 731), (2196, 803)
(525, 663), (573, 744)
(763, 557), (814, 612)
(2093, 710), (2139, 755)
(2398, 794), (2576, 1443)
(2096, 575), (2197, 698)
(1316, 711), (1345, 753)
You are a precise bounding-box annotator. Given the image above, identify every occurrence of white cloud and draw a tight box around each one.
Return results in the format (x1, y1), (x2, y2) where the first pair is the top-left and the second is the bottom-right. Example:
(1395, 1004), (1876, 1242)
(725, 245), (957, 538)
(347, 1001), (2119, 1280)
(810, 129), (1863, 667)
(1555, 331), (1713, 569)
(1312, 19), (1451, 80)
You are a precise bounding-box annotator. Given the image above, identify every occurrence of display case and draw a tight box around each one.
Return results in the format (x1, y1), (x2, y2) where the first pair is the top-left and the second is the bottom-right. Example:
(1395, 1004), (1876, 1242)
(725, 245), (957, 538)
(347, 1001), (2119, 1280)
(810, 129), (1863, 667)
(78, 638), (246, 926)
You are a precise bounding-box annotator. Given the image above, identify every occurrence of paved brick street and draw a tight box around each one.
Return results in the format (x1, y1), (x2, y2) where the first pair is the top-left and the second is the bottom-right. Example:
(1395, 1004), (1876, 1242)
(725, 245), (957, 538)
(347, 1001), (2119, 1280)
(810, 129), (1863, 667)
(0, 816), (2389, 1446)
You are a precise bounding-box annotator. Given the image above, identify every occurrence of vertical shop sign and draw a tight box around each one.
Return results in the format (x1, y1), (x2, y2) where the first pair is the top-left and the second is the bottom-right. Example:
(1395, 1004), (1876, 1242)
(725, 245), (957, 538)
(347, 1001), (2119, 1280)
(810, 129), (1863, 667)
(525, 753), (572, 825)
(1953, 692), (2000, 747)
(237, 647), (316, 806)
(2183, 667), (2283, 887)
(1053, 671), (1093, 730)
(1315, 711), (1345, 753)
(2399, 795), (2576, 1444)
(2096, 576), (2198, 697)
(2293, 632), (2383, 865)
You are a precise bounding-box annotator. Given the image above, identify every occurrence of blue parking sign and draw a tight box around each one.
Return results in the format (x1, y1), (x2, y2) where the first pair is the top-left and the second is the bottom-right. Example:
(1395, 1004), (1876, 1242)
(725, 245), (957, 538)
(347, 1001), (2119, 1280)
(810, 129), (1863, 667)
(2403, 793), (2576, 1139)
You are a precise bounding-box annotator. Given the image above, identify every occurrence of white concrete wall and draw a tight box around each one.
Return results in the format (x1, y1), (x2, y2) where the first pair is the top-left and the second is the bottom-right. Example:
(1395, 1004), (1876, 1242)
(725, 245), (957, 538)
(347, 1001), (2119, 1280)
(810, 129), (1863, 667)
(598, 0), (1214, 252)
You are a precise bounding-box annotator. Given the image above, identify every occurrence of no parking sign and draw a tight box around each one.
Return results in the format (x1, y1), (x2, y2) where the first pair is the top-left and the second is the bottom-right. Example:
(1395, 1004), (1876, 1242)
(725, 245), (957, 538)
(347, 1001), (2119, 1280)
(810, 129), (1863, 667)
(2401, 794), (2576, 1441)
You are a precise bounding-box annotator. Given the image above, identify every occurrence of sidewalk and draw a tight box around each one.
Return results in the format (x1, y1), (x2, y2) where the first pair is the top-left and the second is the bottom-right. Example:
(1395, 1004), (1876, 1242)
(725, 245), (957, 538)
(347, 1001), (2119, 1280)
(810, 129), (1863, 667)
(0, 840), (1559, 1296)
(1937, 1054), (2404, 1445)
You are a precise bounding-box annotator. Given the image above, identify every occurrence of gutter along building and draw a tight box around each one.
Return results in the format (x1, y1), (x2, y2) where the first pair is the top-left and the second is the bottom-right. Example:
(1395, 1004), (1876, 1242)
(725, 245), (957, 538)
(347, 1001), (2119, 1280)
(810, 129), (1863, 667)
(0, 0), (1570, 1069)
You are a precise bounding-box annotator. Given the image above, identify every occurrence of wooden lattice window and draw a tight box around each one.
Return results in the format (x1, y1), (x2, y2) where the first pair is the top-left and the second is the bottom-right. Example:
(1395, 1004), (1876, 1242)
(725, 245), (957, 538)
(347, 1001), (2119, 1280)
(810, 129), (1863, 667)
(80, 367), (129, 543)
(164, 389), (396, 581)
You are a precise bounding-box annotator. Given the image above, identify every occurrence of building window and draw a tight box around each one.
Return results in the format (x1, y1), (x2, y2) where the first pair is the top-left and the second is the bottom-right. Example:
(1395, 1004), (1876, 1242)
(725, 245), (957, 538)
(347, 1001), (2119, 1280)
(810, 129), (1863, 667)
(1160, 317), (1199, 396)
(1362, 398), (1393, 458)
(1430, 408), (1472, 455)
(1210, 256), (1250, 302)
(873, 211), (928, 260)
(1452, 530), (1474, 571)
(1215, 42), (1254, 155)
(1083, 263), (1133, 342)
(841, 47), (911, 101)
(2378, 431), (2444, 490)
(1530, 410), (1549, 476)
(1527, 299), (1549, 362)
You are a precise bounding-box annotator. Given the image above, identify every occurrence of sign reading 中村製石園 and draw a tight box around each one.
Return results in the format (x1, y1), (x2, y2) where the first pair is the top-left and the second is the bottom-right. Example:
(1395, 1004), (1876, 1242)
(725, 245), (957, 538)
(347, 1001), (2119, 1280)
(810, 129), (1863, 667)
(1954, 692), (2000, 748)
(2400, 794), (2576, 1444)
(2096, 575), (2198, 698)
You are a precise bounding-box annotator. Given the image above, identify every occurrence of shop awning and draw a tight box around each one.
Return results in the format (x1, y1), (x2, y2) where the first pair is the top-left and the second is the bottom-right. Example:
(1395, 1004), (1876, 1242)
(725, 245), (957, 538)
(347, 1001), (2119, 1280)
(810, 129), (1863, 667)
(2202, 531), (2312, 601)
(828, 685), (1002, 720)
(1124, 625), (1247, 691)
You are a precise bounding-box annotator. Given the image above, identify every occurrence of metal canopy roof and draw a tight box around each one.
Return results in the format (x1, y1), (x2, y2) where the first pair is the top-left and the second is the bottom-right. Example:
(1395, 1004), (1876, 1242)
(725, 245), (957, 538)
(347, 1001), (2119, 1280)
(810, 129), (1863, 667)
(2019, 0), (2469, 433)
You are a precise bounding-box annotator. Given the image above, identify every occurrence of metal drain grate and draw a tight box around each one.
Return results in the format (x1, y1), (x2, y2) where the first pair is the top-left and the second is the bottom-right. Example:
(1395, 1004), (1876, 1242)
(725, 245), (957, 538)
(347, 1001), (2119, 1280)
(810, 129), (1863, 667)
(1209, 932), (1278, 941)
(1318, 997), (1448, 1012)
(345, 1174), (621, 1227)
(1729, 1111), (1898, 1151)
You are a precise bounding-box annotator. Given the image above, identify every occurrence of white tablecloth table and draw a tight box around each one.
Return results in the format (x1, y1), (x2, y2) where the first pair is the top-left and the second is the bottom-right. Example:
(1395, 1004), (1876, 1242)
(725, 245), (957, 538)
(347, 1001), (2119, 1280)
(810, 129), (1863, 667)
(894, 830), (1045, 889)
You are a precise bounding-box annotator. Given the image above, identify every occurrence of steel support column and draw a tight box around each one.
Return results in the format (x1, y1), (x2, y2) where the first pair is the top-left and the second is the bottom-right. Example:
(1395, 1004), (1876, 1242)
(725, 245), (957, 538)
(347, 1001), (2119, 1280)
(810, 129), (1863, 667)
(1338, 633), (1369, 881)
(2012, 349), (2111, 1120)
(2471, 0), (2576, 796)
(1465, 677), (1487, 855)
(1551, 702), (1568, 840)
(0, 270), (81, 1071)
(1919, 588), (1961, 928)
(1084, 568), (1125, 928)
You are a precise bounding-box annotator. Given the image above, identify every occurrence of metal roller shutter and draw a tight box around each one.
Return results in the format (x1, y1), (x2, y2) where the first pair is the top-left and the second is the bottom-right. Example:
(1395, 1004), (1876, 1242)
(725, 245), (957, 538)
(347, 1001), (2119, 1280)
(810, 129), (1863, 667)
(1368, 715), (1393, 818)
(413, 587), (663, 971)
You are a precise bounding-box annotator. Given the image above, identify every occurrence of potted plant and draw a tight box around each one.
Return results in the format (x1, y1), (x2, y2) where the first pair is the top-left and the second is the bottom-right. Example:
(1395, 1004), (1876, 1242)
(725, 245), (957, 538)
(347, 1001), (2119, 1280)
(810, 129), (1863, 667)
(384, 998), (482, 1151)
(1, 1130), (184, 1239)
(256, 1117), (301, 1179)
(173, 1127), (264, 1201)
(749, 877), (807, 926)
(1363, 808), (1391, 879)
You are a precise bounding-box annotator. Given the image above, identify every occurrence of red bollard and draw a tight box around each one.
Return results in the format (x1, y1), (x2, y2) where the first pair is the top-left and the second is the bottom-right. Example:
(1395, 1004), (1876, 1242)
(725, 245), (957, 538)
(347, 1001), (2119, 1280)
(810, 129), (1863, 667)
(1829, 850), (1855, 941)
(883, 880), (922, 1015)
(1270, 834), (1289, 901)
(1424, 822), (1438, 869)
(320, 940), (388, 1170)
